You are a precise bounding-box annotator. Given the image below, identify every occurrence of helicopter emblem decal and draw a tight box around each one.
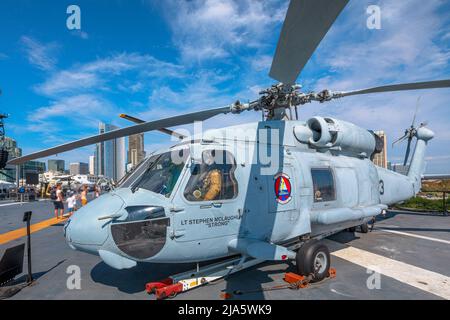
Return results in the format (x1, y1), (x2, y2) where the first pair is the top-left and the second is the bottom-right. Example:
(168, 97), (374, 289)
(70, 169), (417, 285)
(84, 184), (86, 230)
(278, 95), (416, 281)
(274, 173), (292, 204)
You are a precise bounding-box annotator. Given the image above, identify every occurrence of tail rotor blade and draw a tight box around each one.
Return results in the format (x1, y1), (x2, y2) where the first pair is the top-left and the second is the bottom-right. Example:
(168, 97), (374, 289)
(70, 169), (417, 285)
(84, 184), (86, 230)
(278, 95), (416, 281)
(392, 133), (407, 147)
(411, 96), (421, 128)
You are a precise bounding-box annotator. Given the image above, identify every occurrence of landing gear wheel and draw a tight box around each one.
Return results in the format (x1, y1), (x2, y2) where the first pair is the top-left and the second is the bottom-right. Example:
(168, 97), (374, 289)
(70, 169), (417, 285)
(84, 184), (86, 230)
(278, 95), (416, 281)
(360, 222), (369, 233)
(296, 240), (331, 282)
(167, 292), (178, 299)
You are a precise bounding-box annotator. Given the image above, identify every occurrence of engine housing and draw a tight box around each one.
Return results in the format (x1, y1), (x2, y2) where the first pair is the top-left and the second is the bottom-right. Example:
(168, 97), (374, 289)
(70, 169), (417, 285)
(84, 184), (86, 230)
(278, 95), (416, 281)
(298, 117), (380, 157)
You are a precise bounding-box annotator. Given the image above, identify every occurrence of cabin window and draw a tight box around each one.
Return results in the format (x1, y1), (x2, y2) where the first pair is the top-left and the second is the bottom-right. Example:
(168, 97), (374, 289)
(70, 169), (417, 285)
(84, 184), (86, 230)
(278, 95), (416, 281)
(311, 168), (336, 202)
(184, 150), (238, 202)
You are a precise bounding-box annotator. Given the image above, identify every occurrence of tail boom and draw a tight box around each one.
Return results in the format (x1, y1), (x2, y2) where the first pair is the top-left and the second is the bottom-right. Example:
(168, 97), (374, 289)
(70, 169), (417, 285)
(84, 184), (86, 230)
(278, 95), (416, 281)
(407, 126), (434, 194)
(376, 126), (434, 206)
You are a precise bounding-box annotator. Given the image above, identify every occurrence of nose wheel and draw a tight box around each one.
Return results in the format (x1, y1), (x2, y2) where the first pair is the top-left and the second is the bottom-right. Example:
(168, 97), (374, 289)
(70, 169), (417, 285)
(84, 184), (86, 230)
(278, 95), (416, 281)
(295, 240), (331, 282)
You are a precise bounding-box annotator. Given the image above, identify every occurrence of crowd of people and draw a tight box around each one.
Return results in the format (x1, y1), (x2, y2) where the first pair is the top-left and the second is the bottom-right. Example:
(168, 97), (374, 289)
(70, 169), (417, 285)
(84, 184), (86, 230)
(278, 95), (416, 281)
(48, 184), (101, 219)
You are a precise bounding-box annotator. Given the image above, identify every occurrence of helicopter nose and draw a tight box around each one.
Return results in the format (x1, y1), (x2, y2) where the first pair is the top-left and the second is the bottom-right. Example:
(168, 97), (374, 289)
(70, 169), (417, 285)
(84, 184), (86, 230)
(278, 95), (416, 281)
(65, 193), (125, 253)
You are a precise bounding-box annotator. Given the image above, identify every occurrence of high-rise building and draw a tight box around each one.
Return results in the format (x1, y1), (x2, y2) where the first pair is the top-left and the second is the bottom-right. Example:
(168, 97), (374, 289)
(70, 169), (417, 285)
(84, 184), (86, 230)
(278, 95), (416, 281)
(0, 161), (46, 183)
(0, 136), (23, 182)
(2, 137), (22, 158)
(372, 131), (388, 168)
(95, 122), (126, 181)
(89, 155), (95, 175)
(48, 159), (65, 172)
(0, 136), (45, 184)
(128, 133), (146, 168)
(22, 161), (46, 184)
(70, 162), (89, 175)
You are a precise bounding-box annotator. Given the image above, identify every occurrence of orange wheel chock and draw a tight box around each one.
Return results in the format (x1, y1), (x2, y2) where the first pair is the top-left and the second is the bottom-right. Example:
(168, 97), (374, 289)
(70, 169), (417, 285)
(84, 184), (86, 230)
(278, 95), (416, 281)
(283, 272), (305, 284)
(328, 267), (337, 279)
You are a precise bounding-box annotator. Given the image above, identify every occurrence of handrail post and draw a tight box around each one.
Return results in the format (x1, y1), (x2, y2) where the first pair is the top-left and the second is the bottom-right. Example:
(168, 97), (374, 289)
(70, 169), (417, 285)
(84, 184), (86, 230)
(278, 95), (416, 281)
(23, 211), (33, 283)
(444, 191), (447, 216)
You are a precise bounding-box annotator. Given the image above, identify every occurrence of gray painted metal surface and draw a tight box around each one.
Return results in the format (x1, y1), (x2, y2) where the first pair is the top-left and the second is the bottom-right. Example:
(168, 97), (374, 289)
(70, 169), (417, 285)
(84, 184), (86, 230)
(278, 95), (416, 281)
(60, 118), (434, 270)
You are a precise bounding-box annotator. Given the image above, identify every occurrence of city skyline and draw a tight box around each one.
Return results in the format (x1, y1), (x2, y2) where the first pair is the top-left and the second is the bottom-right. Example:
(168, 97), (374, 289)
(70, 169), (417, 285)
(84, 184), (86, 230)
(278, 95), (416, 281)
(0, 123), (128, 182)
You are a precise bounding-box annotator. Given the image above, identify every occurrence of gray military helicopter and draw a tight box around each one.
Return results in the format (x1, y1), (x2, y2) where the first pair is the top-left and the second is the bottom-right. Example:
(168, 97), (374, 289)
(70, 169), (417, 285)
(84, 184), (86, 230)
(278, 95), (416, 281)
(9, 0), (450, 281)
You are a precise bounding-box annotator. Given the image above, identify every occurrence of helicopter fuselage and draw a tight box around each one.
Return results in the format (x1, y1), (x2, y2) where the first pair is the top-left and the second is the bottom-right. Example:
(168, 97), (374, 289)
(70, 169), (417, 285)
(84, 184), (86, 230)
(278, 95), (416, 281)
(64, 119), (433, 270)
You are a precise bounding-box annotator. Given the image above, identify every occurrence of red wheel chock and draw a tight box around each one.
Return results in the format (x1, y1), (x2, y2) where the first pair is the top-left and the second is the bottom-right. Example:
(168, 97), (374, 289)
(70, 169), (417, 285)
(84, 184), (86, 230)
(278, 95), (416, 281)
(146, 278), (183, 300)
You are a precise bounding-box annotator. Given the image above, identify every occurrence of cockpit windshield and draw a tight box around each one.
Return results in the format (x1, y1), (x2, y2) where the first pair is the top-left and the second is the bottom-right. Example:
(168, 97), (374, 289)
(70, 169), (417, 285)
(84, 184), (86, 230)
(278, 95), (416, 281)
(131, 149), (189, 197)
(116, 156), (152, 188)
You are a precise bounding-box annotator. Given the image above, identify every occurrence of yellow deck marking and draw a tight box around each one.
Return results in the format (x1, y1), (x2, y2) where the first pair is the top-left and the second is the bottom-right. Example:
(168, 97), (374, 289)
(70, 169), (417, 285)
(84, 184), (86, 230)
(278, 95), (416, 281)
(0, 216), (68, 245)
(332, 246), (450, 300)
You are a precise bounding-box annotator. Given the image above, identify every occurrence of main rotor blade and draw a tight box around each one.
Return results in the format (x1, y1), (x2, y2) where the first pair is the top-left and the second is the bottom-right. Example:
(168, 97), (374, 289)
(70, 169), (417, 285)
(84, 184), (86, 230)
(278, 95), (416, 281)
(119, 113), (186, 140)
(9, 106), (231, 165)
(339, 79), (450, 98)
(119, 113), (146, 124)
(269, 0), (349, 84)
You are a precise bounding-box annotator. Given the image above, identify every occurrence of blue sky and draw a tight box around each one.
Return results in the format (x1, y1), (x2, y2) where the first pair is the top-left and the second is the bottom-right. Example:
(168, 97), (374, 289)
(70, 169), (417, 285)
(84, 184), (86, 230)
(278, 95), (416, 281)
(0, 0), (449, 173)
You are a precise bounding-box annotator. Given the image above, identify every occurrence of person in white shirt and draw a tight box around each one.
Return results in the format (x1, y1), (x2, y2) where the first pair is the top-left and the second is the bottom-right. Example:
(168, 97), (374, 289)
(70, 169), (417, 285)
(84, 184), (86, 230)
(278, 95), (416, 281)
(66, 191), (77, 217)
(54, 184), (64, 219)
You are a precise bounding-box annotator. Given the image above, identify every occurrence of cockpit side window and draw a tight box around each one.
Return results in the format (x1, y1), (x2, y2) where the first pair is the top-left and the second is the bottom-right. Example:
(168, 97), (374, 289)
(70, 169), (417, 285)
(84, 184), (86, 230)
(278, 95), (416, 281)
(184, 150), (238, 202)
(311, 168), (336, 202)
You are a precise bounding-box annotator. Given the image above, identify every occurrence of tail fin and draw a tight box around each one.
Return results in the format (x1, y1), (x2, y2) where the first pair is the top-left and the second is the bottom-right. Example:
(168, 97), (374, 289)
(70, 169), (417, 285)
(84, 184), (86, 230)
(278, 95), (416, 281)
(407, 126), (434, 193)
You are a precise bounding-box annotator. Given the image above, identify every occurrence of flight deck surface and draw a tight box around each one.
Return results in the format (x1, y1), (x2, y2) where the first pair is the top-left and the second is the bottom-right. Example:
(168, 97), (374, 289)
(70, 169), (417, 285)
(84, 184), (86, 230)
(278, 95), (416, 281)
(0, 200), (448, 300)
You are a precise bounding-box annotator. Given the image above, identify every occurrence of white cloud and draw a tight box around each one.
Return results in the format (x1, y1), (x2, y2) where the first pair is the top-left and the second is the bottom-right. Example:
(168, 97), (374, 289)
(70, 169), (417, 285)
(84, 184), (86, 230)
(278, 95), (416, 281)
(25, 94), (116, 148)
(36, 70), (101, 96)
(147, 71), (234, 111)
(20, 36), (58, 71)
(308, 0), (450, 87)
(28, 94), (113, 123)
(36, 53), (185, 96)
(157, 0), (288, 63)
(250, 55), (273, 72)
